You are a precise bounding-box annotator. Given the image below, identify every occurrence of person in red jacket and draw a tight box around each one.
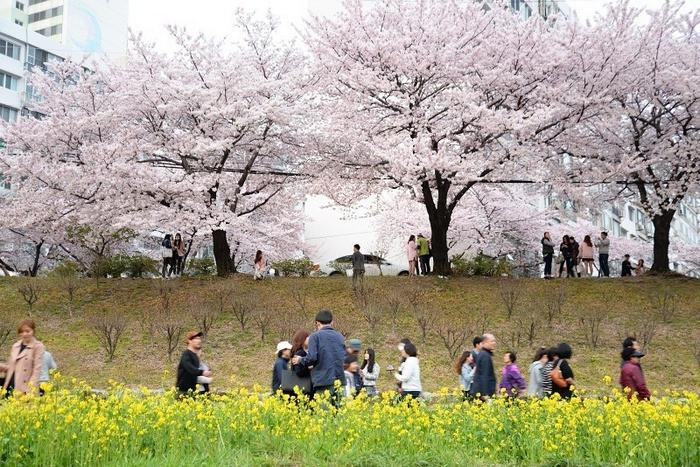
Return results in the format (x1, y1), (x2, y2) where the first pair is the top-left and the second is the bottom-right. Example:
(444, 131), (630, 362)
(619, 348), (650, 401)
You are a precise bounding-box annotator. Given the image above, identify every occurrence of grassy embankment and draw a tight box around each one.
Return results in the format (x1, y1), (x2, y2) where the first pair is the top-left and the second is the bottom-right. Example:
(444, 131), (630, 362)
(0, 275), (698, 393)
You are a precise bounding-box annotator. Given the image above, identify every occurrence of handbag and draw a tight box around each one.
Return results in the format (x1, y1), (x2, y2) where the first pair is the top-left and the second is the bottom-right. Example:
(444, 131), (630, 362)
(280, 363), (312, 394)
(550, 360), (568, 388)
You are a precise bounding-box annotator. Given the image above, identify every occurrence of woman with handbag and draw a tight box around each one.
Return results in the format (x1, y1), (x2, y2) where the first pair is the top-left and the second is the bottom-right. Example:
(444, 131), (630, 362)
(2, 319), (45, 396)
(551, 343), (575, 399)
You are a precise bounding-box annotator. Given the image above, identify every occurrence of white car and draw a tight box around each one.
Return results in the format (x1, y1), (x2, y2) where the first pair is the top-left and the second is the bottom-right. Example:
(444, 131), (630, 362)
(322, 254), (409, 277)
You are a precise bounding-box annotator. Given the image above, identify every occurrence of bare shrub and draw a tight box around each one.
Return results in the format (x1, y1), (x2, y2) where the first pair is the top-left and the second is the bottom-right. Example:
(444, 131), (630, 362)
(650, 289), (678, 323)
(90, 309), (128, 362)
(231, 295), (254, 331)
(694, 335), (700, 369)
(516, 306), (542, 346)
(580, 308), (607, 349)
(353, 283), (374, 310)
(498, 279), (522, 319)
(359, 300), (384, 337)
(506, 322), (523, 349)
(291, 287), (308, 315)
(635, 317), (659, 351)
(210, 283), (230, 317)
(332, 316), (351, 339)
(413, 305), (431, 341)
(189, 297), (220, 337)
(0, 320), (12, 350)
(252, 306), (274, 342)
(274, 310), (302, 342)
(474, 308), (490, 336)
(154, 282), (185, 361)
(385, 291), (404, 334)
(17, 279), (40, 315)
(541, 283), (567, 325)
(58, 275), (81, 317)
(435, 316), (472, 361)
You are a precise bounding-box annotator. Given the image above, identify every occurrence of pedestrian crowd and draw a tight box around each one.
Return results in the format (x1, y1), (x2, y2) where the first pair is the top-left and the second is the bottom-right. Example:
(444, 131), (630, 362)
(170, 310), (651, 403)
(160, 233), (187, 278)
(542, 231), (646, 279)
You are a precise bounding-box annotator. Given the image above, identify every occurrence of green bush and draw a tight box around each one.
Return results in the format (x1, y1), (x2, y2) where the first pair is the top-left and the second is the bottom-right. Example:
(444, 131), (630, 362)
(451, 253), (511, 277)
(92, 254), (159, 278)
(327, 260), (351, 275)
(271, 257), (315, 277)
(188, 257), (216, 276)
(48, 261), (83, 278)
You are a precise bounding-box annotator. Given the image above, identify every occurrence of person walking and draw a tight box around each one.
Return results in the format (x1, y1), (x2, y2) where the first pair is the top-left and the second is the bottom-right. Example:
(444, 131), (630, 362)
(580, 235), (595, 277)
(38, 349), (57, 394)
(470, 334), (497, 399)
(254, 250), (266, 280)
(171, 233), (186, 276)
(541, 232), (555, 279)
(569, 236), (581, 277)
(361, 348), (380, 397)
(161, 234), (174, 278)
(406, 235), (418, 277)
(471, 336), (483, 361)
(455, 350), (474, 398)
(621, 337), (641, 368)
(541, 347), (557, 397)
(559, 236), (574, 278)
(551, 343), (575, 399)
(417, 233), (431, 275)
(621, 254), (633, 277)
(595, 232), (610, 277)
(272, 341), (293, 394)
(392, 342), (421, 399)
(620, 348), (650, 401)
(499, 351), (526, 398)
(176, 331), (211, 396)
(291, 310), (346, 401)
(527, 347), (548, 398)
(351, 244), (365, 290)
(1, 319), (45, 396)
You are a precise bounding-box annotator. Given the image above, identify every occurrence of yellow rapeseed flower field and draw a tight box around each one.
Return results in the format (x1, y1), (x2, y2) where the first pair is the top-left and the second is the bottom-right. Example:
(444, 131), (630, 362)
(0, 377), (698, 466)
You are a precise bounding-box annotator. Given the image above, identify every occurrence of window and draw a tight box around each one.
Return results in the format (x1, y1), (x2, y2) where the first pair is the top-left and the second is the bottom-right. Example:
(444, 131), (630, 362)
(35, 24), (62, 37)
(0, 173), (10, 190)
(28, 6), (62, 24)
(15, 2), (24, 11)
(0, 72), (18, 91)
(27, 45), (59, 68)
(511, 0), (521, 11)
(627, 206), (635, 220)
(28, 0), (48, 5)
(14, 20), (23, 26)
(0, 39), (21, 60)
(0, 105), (18, 122)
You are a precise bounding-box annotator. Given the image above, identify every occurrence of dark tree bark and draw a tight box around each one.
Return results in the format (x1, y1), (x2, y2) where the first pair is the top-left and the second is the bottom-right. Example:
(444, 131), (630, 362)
(212, 229), (235, 277)
(28, 239), (44, 277)
(422, 177), (454, 276)
(650, 209), (675, 273)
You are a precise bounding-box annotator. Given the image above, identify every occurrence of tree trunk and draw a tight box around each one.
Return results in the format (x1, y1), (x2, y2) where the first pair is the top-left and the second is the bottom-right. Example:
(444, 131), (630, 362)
(212, 229), (235, 277)
(422, 179), (453, 276)
(429, 217), (451, 276)
(28, 240), (44, 277)
(650, 209), (675, 273)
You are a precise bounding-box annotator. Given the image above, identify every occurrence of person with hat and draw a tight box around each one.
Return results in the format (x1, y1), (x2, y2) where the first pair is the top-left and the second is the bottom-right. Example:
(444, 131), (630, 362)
(291, 310), (346, 401)
(272, 341), (293, 394)
(176, 331), (211, 396)
(346, 338), (362, 356)
(620, 348), (650, 401)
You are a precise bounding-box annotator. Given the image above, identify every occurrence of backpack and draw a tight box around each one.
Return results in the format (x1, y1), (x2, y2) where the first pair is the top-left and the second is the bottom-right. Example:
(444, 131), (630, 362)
(551, 360), (568, 388)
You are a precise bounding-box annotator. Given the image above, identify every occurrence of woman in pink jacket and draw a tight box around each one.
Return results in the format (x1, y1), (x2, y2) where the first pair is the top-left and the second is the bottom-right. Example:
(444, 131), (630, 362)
(1, 319), (45, 396)
(580, 235), (595, 277)
(407, 235), (418, 277)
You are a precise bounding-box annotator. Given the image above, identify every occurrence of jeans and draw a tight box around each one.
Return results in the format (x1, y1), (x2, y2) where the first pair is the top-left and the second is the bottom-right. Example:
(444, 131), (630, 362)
(543, 253), (553, 277)
(161, 257), (172, 277)
(169, 256), (183, 276)
(401, 391), (421, 400)
(599, 254), (609, 277)
(419, 255), (431, 275)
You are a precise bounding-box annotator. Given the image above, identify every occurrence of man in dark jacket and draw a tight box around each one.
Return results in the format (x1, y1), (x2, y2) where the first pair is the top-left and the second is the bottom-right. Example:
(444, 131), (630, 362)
(470, 333), (497, 399)
(176, 331), (211, 396)
(351, 245), (365, 290)
(292, 310), (345, 400)
(620, 348), (650, 401)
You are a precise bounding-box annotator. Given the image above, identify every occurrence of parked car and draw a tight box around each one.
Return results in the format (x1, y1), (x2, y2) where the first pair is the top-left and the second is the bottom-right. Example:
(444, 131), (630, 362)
(322, 254), (409, 277)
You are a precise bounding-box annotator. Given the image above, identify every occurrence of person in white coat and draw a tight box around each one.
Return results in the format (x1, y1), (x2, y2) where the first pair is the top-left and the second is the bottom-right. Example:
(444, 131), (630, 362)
(393, 342), (421, 399)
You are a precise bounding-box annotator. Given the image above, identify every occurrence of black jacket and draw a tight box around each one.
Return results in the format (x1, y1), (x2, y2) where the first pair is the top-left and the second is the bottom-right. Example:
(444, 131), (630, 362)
(292, 349), (312, 378)
(176, 349), (203, 393)
(470, 349), (496, 397)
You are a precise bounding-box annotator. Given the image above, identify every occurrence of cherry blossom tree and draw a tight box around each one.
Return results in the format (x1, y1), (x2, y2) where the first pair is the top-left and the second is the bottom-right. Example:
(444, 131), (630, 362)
(550, 1), (700, 273)
(303, 0), (572, 275)
(1, 12), (312, 276)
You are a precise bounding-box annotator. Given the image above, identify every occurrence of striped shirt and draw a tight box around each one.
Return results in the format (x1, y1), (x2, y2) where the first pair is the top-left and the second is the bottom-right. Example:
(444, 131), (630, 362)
(541, 361), (555, 395)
